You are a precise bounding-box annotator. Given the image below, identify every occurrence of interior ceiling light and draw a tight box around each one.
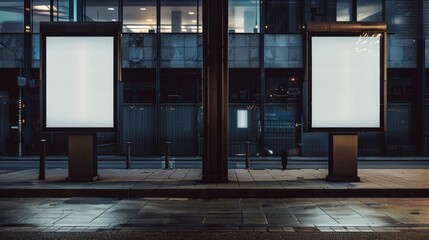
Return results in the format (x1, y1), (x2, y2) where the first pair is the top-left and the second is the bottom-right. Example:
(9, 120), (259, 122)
(140, 7), (146, 11)
(127, 25), (150, 29)
(189, 11), (195, 15)
(34, 5), (57, 11)
(146, 19), (153, 22)
(108, 7), (114, 11)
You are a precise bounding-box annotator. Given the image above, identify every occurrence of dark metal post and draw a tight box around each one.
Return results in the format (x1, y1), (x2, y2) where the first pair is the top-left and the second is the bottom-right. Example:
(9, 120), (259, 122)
(259, 0), (266, 155)
(23, 0), (32, 156)
(155, 0), (161, 155)
(125, 142), (131, 169)
(50, 0), (54, 22)
(245, 141), (250, 169)
(39, 139), (46, 180)
(165, 142), (170, 169)
(202, 0), (229, 183)
(281, 149), (288, 170)
(417, 0), (426, 155)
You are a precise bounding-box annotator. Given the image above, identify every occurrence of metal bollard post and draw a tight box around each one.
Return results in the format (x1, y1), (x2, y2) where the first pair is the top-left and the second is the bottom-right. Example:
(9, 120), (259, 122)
(39, 139), (46, 180)
(126, 142), (131, 169)
(165, 142), (171, 169)
(245, 141), (250, 169)
(281, 150), (288, 170)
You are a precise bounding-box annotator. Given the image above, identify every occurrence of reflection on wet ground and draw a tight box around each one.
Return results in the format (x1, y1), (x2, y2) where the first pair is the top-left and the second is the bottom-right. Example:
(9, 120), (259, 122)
(0, 198), (429, 233)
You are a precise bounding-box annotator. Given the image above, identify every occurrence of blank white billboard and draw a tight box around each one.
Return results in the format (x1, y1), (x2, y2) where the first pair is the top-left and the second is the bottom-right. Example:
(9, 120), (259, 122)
(46, 36), (114, 128)
(311, 36), (381, 128)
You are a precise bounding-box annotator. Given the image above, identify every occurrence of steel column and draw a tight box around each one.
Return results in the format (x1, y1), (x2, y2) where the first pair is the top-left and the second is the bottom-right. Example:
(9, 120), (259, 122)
(259, 0), (265, 154)
(23, 0), (32, 156)
(202, 0), (229, 183)
(155, 0), (161, 155)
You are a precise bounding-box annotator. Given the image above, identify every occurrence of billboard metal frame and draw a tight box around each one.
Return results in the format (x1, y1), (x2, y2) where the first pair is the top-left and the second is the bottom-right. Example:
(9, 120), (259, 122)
(304, 22), (387, 132)
(40, 22), (122, 132)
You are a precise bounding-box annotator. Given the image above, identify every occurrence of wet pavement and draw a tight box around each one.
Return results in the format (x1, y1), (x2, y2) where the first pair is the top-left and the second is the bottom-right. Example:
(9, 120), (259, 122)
(2, 231), (429, 240)
(0, 198), (429, 233)
(1, 160), (429, 238)
(0, 197), (429, 235)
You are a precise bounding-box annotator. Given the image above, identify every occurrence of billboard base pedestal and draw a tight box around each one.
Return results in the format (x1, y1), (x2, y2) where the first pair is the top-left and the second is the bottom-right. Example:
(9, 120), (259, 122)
(326, 176), (360, 182)
(326, 133), (360, 182)
(67, 134), (99, 182)
(66, 176), (100, 182)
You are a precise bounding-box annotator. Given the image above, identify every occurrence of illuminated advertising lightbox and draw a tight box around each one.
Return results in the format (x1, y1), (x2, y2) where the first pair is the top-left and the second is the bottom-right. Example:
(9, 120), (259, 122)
(40, 22), (121, 132)
(45, 36), (114, 129)
(309, 35), (384, 131)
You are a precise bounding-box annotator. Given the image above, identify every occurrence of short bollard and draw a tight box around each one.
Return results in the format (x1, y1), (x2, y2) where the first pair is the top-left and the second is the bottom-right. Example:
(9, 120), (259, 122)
(165, 142), (171, 169)
(245, 141), (250, 169)
(281, 150), (288, 170)
(39, 139), (46, 180)
(126, 142), (131, 169)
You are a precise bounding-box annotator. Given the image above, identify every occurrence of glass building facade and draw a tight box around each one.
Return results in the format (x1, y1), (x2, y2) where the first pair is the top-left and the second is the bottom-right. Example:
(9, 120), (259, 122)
(0, 0), (428, 158)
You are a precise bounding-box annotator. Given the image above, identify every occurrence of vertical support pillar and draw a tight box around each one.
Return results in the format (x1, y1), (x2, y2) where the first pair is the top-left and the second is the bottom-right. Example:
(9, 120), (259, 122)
(245, 141), (250, 170)
(78, 0), (84, 22)
(417, 39), (426, 155)
(351, 0), (357, 21)
(50, 0), (54, 22)
(23, 0), (32, 155)
(324, 0), (336, 21)
(326, 133), (360, 182)
(416, 0), (426, 155)
(259, 0), (266, 155)
(38, 139), (46, 180)
(155, 0), (161, 155)
(202, 0), (229, 183)
(125, 141), (131, 169)
(67, 134), (99, 182)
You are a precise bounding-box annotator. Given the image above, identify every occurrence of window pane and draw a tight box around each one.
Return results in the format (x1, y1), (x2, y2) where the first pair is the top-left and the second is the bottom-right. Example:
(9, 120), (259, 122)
(357, 0), (382, 22)
(0, 1), (24, 33)
(265, 0), (301, 34)
(337, 0), (352, 21)
(161, 34), (202, 68)
(229, 34), (259, 68)
(123, 33), (157, 68)
(123, 0), (156, 33)
(54, 0), (73, 22)
(0, 34), (24, 67)
(86, 0), (118, 22)
(161, 0), (202, 33)
(229, 0), (260, 33)
(161, 70), (199, 103)
(265, 69), (301, 103)
(32, 0), (50, 33)
(385, 0), (396, 33)
(425, 0), (429, 38)
(123, 69), (156, 103)
(229, 69), (260, 103)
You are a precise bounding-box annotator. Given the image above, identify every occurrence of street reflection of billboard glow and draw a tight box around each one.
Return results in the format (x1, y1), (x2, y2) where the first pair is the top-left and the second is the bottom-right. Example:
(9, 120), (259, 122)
(46, 36), (114, 128)
(311, 36), (381, 128)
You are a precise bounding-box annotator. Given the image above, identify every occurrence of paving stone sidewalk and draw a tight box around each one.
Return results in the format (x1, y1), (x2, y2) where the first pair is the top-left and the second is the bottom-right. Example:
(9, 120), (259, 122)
(0, 197), (429, 233)
(0, 168), (428, 197)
